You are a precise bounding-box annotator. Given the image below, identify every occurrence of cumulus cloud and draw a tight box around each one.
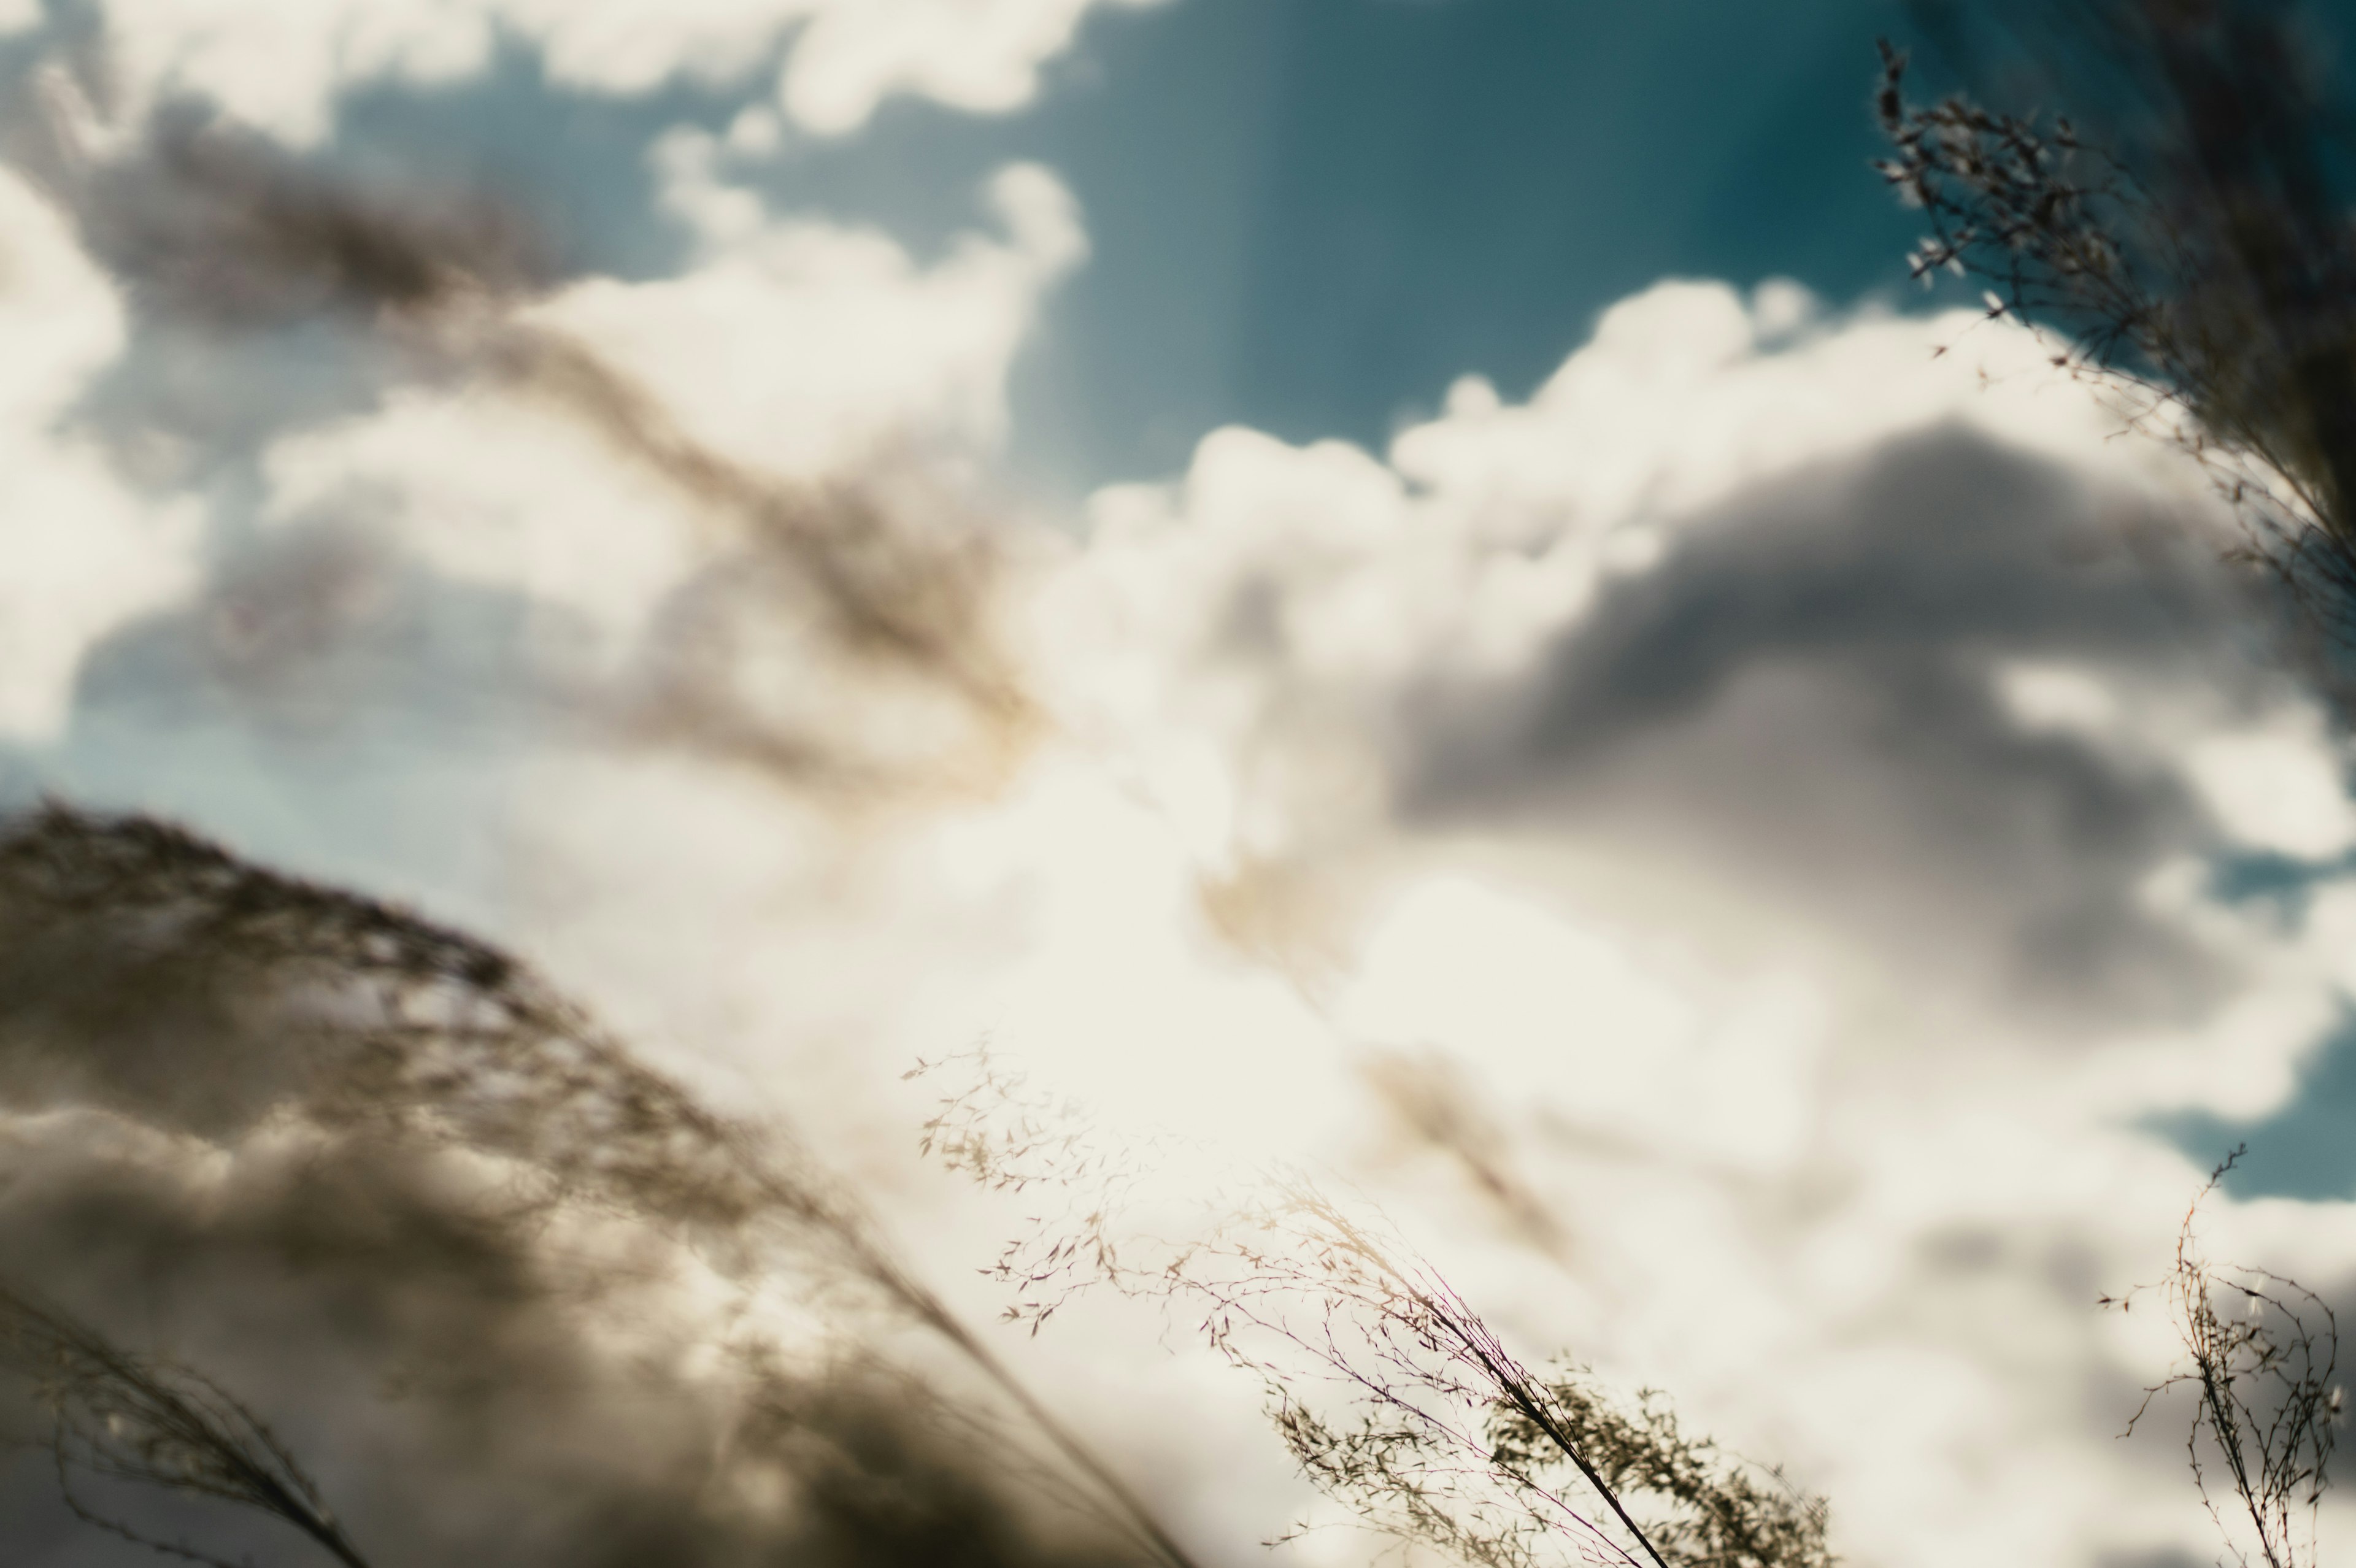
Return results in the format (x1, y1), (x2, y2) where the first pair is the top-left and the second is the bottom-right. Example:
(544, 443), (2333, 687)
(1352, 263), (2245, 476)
(26, 0), (1159, 147)
(569, 142), (1085, 475)
(1046, 283), (2292, 1020)
(0, 163), (197, 742)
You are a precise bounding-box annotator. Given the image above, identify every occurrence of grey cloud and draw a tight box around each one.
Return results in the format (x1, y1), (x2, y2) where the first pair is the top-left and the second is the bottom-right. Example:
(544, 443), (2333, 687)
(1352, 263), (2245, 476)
(50, 480), (1029, 814)
(1393, 425), (2258, 1024)
(21, 93), (554, 480)
(44, 98), (550, 330)
(2096, 1551), (2208, 1568)
(69, 523), (556, 745)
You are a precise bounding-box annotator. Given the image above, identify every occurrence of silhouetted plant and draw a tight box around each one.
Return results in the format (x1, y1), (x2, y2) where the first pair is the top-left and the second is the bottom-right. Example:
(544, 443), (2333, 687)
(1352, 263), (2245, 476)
(1873, 1), (2356, 645)
(917, 1050), (1831, 1568)
(0, 1281), (371, 1568)
(2103, 1148), (2342, 1568)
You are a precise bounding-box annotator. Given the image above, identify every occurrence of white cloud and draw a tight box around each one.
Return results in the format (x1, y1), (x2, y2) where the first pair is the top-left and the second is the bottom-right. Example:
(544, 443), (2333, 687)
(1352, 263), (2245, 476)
(57, 0), (1160, 145)
(0, 167), (198, 740)
(2185, 718), (2356, 859)
(261, 385), (706, 648)
(776, 0), (1160, 134)
(595, 146), (1086, 471)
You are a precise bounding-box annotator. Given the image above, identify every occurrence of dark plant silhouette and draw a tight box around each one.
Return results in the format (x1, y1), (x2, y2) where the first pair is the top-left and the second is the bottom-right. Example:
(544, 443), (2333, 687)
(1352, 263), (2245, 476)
(1873, 0), (2356, 651)
(2103, 1148), (2342, 1568)
(0, 1282), (372, 1568)
(0, 804), (1197, 1568)
(915, 1050), (1831, 1568)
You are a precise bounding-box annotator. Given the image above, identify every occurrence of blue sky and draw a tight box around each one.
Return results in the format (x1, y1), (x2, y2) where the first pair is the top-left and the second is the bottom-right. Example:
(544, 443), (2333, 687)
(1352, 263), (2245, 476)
(315, 0), (1946, 496)
(992, 0), (1930, 488)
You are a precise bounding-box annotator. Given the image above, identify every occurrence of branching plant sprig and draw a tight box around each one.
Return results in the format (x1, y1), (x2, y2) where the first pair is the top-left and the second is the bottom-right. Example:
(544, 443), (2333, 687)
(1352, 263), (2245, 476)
(1873, 38), (2301, 532)
(1489, 1379), (1832, 1568)
(2103, 1147), (2343, 1568)
(1875, 39), (2163, 372)
(0, 1282), (371, 1568)
(916, 1053), (1833, 1568)
(913, 1047), (1191, 1338)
